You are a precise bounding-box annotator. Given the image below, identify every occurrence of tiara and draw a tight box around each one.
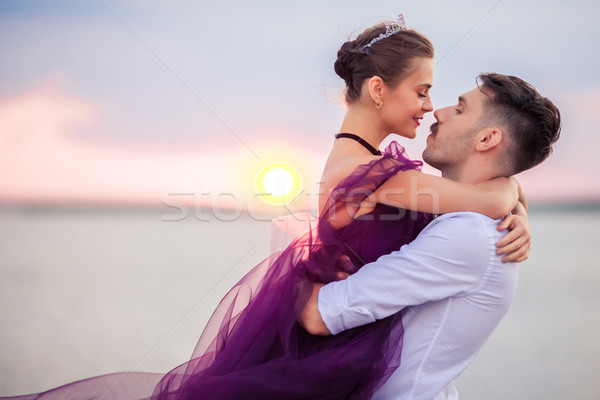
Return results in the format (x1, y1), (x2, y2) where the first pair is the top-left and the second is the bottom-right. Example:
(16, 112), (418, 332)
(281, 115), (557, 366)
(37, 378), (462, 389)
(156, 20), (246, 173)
(358, 14), (407, 53)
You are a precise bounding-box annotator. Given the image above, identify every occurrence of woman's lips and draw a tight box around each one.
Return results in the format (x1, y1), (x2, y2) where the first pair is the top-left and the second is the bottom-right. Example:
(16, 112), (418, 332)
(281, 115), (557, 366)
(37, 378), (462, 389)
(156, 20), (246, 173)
(413, 117), (422, 126)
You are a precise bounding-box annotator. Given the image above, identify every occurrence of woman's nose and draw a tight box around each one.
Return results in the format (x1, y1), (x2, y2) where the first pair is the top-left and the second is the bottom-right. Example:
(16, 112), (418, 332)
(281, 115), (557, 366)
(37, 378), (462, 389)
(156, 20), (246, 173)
(423, 98), (434, 112)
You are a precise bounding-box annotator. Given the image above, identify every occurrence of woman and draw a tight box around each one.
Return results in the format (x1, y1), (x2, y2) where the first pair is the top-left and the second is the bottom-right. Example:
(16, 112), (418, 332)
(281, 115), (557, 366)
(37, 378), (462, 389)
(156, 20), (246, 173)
(4, 16), (528, 400)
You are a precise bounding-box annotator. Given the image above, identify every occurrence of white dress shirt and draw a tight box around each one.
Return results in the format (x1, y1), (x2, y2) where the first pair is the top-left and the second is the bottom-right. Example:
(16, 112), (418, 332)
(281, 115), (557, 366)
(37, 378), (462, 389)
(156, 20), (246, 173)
(318, 212), (519, 399)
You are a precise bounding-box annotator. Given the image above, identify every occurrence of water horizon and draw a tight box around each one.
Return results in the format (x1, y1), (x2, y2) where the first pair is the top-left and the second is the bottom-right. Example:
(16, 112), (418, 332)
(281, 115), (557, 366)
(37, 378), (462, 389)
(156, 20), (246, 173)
(0, 208), (598, 398)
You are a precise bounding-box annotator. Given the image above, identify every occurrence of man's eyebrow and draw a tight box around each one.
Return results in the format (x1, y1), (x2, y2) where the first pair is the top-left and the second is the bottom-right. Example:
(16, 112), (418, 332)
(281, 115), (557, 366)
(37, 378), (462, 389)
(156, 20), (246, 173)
(458, 95), (468, 107)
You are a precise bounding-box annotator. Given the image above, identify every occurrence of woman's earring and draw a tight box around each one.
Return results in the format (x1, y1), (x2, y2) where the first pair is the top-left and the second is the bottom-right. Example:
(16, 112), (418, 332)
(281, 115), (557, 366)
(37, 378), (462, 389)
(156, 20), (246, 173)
(375, 100), (383, 109)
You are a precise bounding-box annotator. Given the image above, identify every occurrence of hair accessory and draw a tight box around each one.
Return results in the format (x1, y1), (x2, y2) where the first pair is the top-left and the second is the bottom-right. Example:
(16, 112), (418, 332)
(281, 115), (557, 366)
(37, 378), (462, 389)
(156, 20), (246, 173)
(358, 14), (407, 53)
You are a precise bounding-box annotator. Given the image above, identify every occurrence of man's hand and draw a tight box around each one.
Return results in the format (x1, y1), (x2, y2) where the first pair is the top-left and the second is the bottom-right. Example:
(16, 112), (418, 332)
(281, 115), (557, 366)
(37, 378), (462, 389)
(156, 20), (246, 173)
(298, 282), (331, 336)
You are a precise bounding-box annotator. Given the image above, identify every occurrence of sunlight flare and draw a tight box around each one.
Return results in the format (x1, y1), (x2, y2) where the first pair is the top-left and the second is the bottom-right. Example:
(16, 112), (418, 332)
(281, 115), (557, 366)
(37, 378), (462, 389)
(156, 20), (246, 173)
(254, 161), (303, 205)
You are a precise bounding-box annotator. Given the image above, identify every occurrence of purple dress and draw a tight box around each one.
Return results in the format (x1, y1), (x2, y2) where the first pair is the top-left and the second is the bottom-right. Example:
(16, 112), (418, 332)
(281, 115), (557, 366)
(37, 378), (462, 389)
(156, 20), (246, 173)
(5, 142), (431, 400)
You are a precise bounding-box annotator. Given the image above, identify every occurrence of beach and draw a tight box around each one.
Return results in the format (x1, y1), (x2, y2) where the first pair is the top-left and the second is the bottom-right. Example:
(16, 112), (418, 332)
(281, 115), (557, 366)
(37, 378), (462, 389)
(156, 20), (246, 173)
(0, 206), (598, 398)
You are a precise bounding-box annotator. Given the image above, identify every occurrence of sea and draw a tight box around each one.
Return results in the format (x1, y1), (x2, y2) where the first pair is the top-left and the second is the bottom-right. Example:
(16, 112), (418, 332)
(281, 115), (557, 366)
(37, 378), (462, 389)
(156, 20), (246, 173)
(0, 206), (598, 399)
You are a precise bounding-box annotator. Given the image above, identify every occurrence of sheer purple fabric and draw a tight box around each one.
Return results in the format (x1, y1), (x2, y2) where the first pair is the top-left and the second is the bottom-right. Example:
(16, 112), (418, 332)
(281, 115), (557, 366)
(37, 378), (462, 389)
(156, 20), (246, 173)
(4, 142), (432, 400)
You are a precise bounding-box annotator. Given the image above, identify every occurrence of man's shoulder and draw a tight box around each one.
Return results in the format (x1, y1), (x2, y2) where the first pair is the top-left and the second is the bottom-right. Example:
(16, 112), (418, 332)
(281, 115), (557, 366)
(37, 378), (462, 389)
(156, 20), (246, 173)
(415, 212), (505, 263)
(427, 211), (503, 238)
(434, 211), (498, 224)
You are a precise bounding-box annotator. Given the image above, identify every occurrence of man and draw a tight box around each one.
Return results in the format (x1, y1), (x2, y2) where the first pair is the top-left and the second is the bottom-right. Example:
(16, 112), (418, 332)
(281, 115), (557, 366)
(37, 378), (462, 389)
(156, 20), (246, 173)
(299, 73), (561, 399)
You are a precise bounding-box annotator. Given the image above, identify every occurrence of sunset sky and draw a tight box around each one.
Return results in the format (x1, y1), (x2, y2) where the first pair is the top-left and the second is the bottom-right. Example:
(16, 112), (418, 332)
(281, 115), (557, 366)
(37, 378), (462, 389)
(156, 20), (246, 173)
(1, 0), (598, 212)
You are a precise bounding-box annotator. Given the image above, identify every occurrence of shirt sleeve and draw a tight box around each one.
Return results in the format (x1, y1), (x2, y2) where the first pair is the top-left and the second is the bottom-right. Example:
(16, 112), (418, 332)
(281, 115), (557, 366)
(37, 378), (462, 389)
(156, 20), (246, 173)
(318, 212), (494, 335)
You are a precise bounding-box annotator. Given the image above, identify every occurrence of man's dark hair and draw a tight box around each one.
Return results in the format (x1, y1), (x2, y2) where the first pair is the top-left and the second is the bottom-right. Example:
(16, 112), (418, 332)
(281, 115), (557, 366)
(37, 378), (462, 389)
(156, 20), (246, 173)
(477, 73), (561, 174)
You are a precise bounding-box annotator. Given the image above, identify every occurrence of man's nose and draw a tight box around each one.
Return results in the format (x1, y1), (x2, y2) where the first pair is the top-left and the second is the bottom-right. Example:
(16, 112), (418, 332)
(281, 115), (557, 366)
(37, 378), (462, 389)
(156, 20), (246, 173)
(433, 106), (451, 123)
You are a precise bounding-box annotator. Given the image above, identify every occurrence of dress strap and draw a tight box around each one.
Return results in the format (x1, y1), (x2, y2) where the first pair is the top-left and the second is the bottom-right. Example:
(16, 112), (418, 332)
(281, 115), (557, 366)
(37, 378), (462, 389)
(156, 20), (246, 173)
(335, 133), (382, 156)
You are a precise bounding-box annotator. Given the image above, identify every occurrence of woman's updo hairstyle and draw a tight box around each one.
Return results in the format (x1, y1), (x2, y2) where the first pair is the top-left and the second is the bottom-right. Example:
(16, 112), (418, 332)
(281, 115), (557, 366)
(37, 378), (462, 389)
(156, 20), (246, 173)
(334, 22), (434, 103)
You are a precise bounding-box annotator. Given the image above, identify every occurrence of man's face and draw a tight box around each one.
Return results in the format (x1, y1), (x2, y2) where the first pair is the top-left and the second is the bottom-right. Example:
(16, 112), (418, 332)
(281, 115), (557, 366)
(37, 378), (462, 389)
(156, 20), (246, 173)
(422, 86), (488, 172)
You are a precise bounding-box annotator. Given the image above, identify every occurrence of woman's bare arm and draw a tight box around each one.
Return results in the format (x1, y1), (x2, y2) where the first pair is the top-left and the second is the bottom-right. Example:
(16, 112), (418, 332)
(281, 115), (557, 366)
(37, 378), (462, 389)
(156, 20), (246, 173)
(321, 155), (517, 220)
(372, 169), (517, 219)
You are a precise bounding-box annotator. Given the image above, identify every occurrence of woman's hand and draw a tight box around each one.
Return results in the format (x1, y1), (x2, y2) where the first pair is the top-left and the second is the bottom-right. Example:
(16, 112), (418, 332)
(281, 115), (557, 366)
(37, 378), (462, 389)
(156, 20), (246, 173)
(495, 201), (530, 263)
(298, 282), (331, 336)
(335, 254), (353, 280)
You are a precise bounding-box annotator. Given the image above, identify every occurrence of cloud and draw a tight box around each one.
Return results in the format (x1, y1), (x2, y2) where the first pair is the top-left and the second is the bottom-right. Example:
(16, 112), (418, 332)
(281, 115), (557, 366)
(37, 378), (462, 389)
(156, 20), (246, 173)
(1, 1), (599, 207)
(0, 85), (324, 215)
(0, 86), (235, 206)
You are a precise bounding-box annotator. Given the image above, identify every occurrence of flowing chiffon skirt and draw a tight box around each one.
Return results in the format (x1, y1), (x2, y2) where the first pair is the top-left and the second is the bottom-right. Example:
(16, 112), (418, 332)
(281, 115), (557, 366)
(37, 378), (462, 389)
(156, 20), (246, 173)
(3, 142), (431, 400)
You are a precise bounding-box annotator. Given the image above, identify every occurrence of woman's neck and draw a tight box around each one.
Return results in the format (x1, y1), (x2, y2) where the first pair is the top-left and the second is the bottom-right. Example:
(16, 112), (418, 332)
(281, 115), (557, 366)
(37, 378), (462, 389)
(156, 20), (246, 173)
(338, 105), (387, 151)
(319, 105), (388, 213)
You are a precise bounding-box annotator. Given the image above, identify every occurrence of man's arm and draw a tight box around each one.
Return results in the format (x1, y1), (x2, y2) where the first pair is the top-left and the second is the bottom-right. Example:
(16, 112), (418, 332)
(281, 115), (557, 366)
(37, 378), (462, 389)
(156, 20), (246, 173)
(299, 213), (494, 335)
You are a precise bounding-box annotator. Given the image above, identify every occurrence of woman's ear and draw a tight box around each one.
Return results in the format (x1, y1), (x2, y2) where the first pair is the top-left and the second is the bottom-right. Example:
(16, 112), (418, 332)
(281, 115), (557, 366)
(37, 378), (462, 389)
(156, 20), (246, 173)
(367, 76), (384, 102)
(475, 127), (503, 152)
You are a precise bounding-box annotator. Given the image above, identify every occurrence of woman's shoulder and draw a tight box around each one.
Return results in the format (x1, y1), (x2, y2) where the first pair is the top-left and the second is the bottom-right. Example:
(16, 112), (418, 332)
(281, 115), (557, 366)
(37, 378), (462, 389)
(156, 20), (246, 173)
(324, 142), (419, 185)
(318, 142), (424, 210)
(323, 154), (377, 182)
(320, 154), (376, 191)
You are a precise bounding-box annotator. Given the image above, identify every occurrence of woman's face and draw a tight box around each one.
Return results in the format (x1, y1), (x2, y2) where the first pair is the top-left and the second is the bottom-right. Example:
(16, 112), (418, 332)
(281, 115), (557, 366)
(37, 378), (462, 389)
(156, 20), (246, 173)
(380, 57), (434, 139)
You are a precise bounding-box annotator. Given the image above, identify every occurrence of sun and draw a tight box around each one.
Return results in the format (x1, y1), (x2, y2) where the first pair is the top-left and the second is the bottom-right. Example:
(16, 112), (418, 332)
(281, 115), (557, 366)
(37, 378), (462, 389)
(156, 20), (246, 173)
(254, 161), (303, 205)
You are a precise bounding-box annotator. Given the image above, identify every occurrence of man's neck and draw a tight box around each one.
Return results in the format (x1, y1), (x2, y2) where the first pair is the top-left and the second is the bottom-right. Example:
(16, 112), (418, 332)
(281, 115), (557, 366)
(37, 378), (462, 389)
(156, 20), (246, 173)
(441, 158), (498, 185)
(440, 167), (462, 183)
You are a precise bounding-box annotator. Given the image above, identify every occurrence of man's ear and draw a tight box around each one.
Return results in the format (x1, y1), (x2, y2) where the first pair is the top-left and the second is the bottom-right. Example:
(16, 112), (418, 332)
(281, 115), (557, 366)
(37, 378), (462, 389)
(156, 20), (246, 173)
(475, 127), (503, 152)
(367, 76), (384, 102)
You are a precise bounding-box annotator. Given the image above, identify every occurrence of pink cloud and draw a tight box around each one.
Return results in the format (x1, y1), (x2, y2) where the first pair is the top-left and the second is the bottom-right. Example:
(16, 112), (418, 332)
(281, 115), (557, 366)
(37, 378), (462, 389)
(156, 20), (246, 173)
(0, 86), (323, 216)
(0, 86), (233, 206)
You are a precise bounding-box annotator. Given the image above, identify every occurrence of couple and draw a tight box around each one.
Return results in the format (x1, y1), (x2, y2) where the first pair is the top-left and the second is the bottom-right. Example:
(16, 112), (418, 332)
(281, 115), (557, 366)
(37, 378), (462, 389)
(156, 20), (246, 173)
(298, 74), (558, 398)
(5, 15), (559, 400)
